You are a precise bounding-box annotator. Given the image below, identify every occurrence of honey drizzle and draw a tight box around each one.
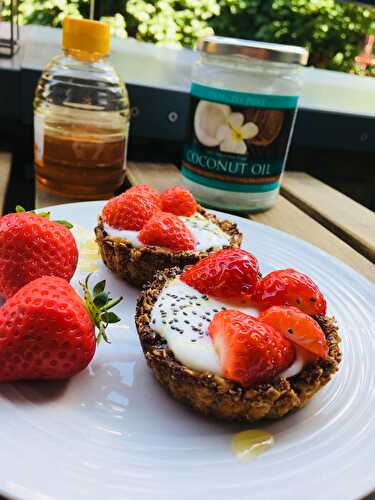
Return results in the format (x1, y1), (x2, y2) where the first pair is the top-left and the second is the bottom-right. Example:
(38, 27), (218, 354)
(231, 429), (274, 464)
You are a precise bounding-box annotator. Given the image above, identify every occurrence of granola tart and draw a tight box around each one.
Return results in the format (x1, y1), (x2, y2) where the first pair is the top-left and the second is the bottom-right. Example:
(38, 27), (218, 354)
(95, 205), (242, 288)
(135, 266), (341, 423)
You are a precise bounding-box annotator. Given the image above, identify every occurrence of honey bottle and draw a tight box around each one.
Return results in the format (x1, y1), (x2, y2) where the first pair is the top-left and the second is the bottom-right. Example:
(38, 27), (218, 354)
(34, 17), (130, 200)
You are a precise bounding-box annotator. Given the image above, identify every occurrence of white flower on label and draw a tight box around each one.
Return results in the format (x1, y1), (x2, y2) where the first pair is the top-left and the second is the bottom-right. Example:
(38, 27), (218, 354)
(216, 112), (259, 155)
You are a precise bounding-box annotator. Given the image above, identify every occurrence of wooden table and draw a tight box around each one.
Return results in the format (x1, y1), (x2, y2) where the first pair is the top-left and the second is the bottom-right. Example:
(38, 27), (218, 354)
(1, 158), (374, 284)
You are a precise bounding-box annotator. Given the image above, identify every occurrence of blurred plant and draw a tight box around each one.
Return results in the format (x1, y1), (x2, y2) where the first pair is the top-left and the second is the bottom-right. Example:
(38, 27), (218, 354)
(1, 0), (374, 75)
(1, 0), (88, 26)
(100, 12), (127, 38)
(125, 0), (219, 47)
(211, 0), (375, 73)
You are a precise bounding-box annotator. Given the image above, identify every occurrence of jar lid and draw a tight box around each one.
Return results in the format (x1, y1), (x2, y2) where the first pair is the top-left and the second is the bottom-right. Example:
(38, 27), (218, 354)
(197, 36), (308, 66)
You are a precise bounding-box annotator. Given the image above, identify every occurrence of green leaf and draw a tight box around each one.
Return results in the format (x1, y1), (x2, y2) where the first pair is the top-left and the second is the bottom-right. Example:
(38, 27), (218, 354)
(36, 211), (51, 219)
(54, 219), (74, 229)
(93, 280), (106, 296)
(93, 291), (109, 307)
(102, 311), (121, 324)
(15, 205), (26, 212)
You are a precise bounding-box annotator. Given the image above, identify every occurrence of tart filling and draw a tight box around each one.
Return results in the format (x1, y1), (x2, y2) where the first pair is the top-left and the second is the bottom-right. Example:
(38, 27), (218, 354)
(150, 277), (318, 380)
(103, 212), (231, 252)
(150, 277), (258, 375)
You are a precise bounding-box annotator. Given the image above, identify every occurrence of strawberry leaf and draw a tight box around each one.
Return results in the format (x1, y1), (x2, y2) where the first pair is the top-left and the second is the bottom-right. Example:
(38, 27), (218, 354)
(102, 312), (121, 324)
(80, 274), (123, 344)
(93, 280), (106, 295)
(54, 219), (73, 229)
(93, 291), (109, 307)
(14, 206), (74, 229)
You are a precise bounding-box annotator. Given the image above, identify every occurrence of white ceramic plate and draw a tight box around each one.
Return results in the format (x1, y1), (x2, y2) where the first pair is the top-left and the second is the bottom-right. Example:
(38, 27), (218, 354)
(1, 201), (375, 500)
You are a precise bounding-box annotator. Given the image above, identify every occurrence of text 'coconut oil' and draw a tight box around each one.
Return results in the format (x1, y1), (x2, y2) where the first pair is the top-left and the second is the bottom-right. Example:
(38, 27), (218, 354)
(182, 36), (308, 212)
(34, 17), (130, 200)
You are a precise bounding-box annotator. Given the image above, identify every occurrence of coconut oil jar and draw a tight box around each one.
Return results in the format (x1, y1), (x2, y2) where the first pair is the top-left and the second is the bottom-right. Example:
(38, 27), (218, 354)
(182, 36), (308, 212)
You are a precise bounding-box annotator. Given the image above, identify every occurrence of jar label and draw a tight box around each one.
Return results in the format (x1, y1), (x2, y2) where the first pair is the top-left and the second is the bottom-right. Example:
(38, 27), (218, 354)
(182, 83), (298, 193)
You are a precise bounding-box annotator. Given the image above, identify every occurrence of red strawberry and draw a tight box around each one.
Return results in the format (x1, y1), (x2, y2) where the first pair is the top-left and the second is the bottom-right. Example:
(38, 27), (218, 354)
(0, 212), (78, 299)
(102, 184), (161, 230)
(208, 310), (295, 388)
(161, 185), (197, 216)
(129, 184), (161, 206)
(0, 275), (122, 381)
(138, 211), (196, 251)
(181, 248), (259, 299)
(253, 268), (327, 315)
(259, 306), (329, 359)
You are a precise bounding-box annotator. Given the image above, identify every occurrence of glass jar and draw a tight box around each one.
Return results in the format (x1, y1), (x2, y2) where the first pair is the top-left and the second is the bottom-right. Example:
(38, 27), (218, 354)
(181, 36), (308, 212)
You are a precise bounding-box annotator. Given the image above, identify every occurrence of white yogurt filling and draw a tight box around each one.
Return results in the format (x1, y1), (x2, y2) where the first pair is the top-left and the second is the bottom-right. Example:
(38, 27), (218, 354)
(180, 213), (230, 251)
(150, 277), (259, 375)
(103, 212), (230, 252)
(150, 277), (307, 379)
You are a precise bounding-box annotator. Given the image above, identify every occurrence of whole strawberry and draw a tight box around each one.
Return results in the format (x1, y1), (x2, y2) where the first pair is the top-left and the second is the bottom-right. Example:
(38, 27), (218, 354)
(139, 211), (196, 251)
(181, 248), (259, 299)
(161, 185), (197, 217)
(209, 310), (295, 388)
(0, 211), (78, 299)
(253, 268), (327, 315)
(0, 275), (121, 381)
(102, 184), (161, 230)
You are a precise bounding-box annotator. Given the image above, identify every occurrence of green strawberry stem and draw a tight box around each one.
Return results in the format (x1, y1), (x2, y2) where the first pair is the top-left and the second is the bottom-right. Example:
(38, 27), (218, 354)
(15, 205), (73, 229)
(80, 274), (123, 344)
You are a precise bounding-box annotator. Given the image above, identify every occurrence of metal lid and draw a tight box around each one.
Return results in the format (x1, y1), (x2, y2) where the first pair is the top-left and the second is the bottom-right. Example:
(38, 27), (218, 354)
(197, 36), (309, 66)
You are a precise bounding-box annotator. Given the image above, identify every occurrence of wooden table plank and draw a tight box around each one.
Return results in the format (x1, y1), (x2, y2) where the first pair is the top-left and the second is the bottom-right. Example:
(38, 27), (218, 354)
(282, 171), (375, 264)
(0, 152), (12, 215)
(250, 196), (375, 284)
(127, 162), (182, 190)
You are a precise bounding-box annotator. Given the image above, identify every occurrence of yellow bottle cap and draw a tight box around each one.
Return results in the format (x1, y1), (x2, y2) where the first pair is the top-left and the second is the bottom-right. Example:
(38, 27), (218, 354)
(62, 17), (110, 57)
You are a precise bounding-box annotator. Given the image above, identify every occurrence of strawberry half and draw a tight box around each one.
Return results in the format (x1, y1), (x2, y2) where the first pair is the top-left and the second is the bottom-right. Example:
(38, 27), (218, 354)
(0, 211), (78, 299)
(259, 306), (329, 359)
(161, 185), (197, 216)
(102, 184), (161, 230)
(253, 268), (327, 315)
(208, 310), (295, 388)
(181, 248), (259, 299)
(0, 275), (122, 381)
(138, 211), (196, 251)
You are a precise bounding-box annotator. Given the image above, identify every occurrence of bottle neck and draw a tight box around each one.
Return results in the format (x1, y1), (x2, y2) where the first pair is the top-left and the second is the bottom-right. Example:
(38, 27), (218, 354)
(64, 48), (108, 63)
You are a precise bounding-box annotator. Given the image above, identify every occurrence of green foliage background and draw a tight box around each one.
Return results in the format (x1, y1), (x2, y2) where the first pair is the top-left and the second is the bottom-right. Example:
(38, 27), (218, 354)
(2, 0), (375, 74)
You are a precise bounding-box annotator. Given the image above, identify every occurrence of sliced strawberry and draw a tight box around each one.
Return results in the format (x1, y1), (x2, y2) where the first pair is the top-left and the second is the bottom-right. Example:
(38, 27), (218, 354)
(208, 310), (295, 388)
(259, 306), (329, 359)
(102, 184), (161, 230)
(139, 212), (196, 252)
(181, 248), (259, 299)
(253, 268), (327, 315)
(161, 185), (197, 216)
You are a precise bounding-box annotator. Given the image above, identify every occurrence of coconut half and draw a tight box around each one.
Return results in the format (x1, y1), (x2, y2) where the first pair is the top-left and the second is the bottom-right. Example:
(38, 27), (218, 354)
(194, 100), (231, 147)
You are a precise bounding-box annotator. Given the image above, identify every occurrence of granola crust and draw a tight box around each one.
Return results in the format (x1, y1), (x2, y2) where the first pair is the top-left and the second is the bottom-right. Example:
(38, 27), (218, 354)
(135, 267), (342, 423)
(95, 205), (242, 288)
